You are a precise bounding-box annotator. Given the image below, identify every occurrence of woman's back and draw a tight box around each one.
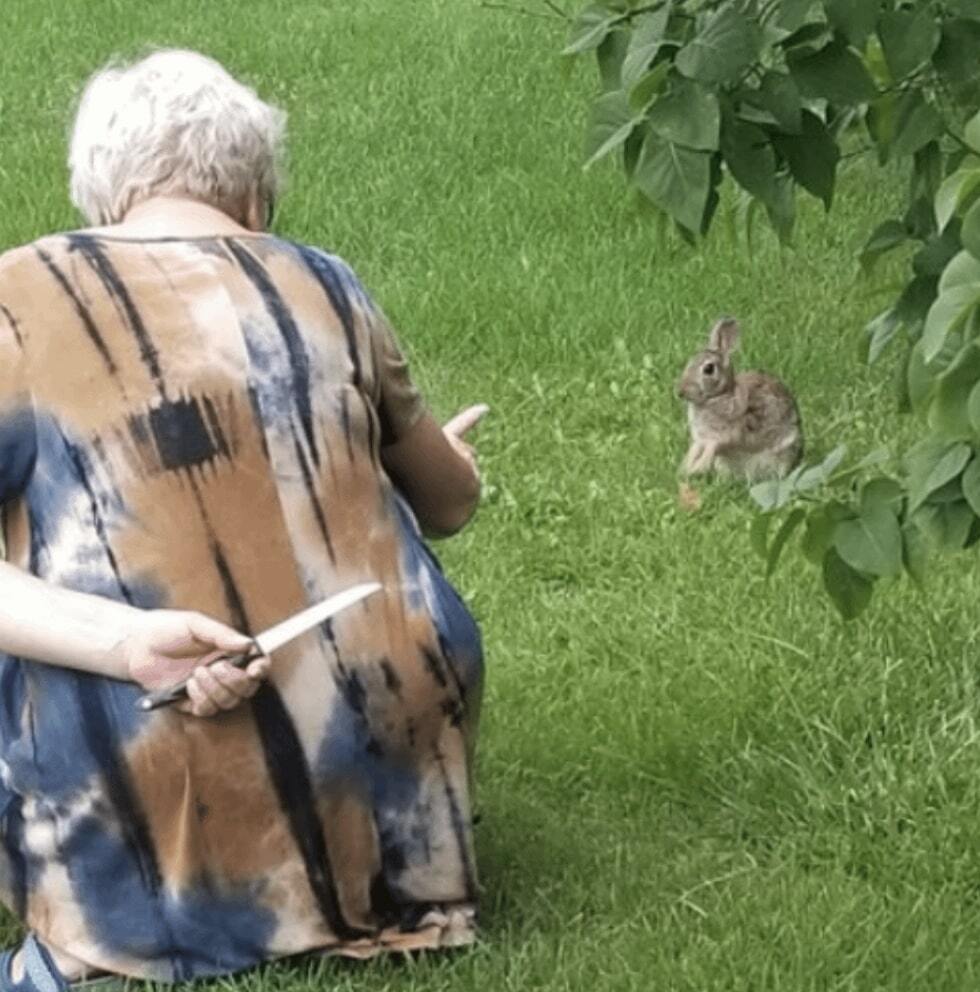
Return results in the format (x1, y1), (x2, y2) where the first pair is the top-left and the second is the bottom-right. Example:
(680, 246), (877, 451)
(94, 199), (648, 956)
(0, 233), (482, 979)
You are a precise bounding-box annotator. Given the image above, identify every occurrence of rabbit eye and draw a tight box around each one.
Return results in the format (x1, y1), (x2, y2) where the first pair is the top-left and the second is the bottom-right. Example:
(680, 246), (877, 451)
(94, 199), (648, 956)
(703, 361), (716, 375)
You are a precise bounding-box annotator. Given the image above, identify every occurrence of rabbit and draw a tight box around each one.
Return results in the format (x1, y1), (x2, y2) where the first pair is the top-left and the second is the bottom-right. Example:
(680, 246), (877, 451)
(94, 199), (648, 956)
(676, 317), (803, 481)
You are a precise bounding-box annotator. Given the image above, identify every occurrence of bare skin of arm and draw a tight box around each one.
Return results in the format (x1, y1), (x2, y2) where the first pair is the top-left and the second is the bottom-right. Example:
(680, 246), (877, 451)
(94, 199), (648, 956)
(0, 560), (268, 716)
(381, 405), (488, 537)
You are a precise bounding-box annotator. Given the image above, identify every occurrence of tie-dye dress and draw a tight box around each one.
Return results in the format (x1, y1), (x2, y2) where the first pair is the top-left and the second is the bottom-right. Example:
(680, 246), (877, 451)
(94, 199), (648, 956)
(0, 233), (483, 980)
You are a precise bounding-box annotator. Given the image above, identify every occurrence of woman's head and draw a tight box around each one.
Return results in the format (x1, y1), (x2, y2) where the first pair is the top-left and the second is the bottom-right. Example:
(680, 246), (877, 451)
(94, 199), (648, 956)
(69, 49), (286, 226)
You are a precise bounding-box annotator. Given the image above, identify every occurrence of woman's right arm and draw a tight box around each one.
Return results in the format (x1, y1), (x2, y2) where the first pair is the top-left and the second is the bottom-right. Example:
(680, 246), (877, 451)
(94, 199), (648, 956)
(381, 405), (487, 537)
(321, 254), (487, 536)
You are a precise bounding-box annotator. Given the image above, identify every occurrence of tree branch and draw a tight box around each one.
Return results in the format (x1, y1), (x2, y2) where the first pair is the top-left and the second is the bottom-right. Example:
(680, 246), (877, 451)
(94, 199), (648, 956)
(611, 1), (671, 25)
(944, 125), (980, 159)
(542, 0), (570, 18)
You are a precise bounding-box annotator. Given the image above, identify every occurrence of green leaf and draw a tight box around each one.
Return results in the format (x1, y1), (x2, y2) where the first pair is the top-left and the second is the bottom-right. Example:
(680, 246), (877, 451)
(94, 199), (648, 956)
(878, 8), (941, 81)
(721, 114), (777, 204)
(629, 62), (670, 113)
(796, 445), (848, 490)
(933, 19), (980, 88)
(749, 450), (848, 515)
(742, 72), (803, 134)
(823, 0), (878, 48)
(675, 7), (760, 86)
(855, 447), (890, 472)
(861, 477), (903, 514)
(860, 220), (907, 273)
(931, 342), (980, 439)
(969, 380), (980, 434)
(633, 136), (712, 235)
(563, 4), (618, 55)
(963, 200), (980, 259)
(646, 79), (720, 151)
(623, 123), (646, 178)
(778, 0), (819, 32)
(965, 110), (980, 151)
(915, 500), (975, 550)
(889, 91), (944, 160)
(802, 502), (848, 565)
(764, 173), (796, 244)
(780, 22), (832, 51)
(864, 309), (900, 364)
(962, 456), (980, 514)
(740, 193), (761, 258)
(864, 30), (890, 84)
(834, 502), (903, 577)
(750, 470), (801, 511)
(905, 437), (972, 512)
(787, 38), (877, 105)
(704, 152), (725, 239)
(766, 508), (805, 577)
(583, 90), (638, 169)
(905, 194), (937, 241)
(867, 93), (896, 163)
(772, 111), (840, 209)
(936, 169), (980, 232)
(895, 274), (939, 332)
(908, 340), (938, 412)
(921, 283), (980, 362)
(902, 515), (931, 584)
(927, 476), (964, 504)
(912, 142), (943, 203)
(945, 501), (978, 549)
(621, 6), (671, 87)
(750, 512), (773, 559)
(597, 28), (629, 91)
(913, 224), (963, 279)
(822, 548), (874, 620)
(949, 0), (980, 21)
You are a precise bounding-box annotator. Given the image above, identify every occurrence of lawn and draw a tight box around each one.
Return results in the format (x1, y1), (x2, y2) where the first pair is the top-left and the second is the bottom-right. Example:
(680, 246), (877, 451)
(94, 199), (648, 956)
(3, 1), (980, 990)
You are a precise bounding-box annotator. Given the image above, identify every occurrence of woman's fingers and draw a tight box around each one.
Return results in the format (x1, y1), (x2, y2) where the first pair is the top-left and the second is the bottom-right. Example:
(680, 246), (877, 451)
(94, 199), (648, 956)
(246, 656), (271, 680)
(200, 663), (254, 710)
(180, 657), (270, 717)
(183, 673), (218, 717)
(184, 612), (254, 654)
(455, 440), (477, 470)
(209, 660), (264, 701)
(443, 404), (489, 438)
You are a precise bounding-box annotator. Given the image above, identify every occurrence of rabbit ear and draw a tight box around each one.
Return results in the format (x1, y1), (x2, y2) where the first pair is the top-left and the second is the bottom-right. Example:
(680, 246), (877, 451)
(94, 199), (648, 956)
(708, 317), (740, 356)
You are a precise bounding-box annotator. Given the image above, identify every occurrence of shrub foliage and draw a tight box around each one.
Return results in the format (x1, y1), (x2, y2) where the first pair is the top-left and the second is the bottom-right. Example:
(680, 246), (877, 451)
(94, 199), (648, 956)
(566, 0), (980, 617)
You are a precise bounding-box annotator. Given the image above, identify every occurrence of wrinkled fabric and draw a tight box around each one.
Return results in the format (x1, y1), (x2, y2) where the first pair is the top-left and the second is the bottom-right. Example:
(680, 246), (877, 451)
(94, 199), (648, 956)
(0, 234), (483, 980)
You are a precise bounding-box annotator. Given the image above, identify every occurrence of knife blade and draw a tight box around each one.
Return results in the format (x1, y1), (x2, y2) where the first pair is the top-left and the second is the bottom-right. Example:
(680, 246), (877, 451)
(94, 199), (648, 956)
(137, 581), (382, 711)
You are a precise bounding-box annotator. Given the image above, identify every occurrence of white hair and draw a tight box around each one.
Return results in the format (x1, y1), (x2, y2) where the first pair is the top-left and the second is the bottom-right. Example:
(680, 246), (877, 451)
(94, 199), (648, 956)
(68, 49), (287, 225)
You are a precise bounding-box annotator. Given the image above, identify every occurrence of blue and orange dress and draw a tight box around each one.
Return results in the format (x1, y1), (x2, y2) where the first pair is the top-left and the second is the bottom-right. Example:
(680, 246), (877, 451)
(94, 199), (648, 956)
(0, 233), (483, 979)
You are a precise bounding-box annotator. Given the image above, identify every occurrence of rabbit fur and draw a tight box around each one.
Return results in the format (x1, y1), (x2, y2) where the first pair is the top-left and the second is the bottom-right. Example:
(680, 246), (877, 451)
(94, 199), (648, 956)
(676, 317), (803, 481)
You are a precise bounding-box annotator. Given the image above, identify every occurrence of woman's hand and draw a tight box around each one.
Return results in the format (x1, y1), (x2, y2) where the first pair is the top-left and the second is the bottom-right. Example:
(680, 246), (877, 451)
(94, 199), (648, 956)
(442, 404), (489, 480)
(381, 404), (489, 537)
(116, 610), (270, 717)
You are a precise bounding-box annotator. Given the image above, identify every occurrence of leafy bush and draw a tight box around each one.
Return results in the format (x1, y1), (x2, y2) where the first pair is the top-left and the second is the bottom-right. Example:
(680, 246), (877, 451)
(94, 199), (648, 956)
(565, 0), (980, 618)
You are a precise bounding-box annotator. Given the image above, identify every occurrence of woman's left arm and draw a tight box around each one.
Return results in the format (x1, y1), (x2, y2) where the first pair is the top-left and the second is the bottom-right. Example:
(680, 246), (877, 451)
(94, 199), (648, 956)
(0, 251), (265, 716)
(0, 561), (269, 716)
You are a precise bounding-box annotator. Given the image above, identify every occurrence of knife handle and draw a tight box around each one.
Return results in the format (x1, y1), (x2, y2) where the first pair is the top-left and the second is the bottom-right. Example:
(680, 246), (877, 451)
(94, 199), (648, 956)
(137, 645), (264, 712)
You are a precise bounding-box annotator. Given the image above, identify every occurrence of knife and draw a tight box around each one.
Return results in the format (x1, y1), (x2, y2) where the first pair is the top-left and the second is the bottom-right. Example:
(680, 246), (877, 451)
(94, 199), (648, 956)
(137, 581), (382, 711)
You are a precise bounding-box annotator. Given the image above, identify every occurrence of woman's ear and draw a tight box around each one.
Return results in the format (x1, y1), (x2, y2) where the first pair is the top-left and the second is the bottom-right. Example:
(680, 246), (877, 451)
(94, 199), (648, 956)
(243, 189), (269, 232)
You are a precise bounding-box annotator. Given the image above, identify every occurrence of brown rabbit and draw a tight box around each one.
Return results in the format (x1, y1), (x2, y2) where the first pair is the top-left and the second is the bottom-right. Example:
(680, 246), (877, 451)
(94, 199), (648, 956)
(676, 317), (803, 481)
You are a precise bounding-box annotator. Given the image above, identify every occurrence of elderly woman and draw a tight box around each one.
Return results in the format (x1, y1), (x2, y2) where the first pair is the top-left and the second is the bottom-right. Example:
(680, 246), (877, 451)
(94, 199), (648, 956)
(0, 49), (485, 988)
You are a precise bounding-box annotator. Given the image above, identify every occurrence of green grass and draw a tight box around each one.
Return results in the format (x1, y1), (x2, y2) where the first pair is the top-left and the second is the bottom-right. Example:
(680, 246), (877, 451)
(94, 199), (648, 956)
(4, 2), (980, 990)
